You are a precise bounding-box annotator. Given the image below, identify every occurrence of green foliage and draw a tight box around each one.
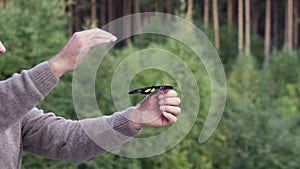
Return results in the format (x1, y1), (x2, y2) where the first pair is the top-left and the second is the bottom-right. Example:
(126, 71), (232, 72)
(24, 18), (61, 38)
(278, 81), (300, 115)
(218, 52), (300, 169)
(0, 0), (68, 78)
(267, 49), (300, 94)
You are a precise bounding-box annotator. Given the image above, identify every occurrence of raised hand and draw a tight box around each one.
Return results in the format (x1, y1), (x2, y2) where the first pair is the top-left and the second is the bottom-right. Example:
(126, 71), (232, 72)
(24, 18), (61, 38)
(48, 28), (117, 78)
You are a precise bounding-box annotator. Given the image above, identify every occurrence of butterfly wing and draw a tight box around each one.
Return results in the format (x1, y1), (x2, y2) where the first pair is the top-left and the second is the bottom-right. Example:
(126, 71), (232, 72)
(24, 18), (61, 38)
(129, 85), (174, 95)
(128, 88), (143, 94)
(158, 85), (174, 90)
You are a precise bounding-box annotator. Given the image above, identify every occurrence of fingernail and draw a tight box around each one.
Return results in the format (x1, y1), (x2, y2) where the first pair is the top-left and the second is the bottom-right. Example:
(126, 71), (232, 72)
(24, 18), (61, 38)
(111, 36), (117, 42)
(0, 41), (6, 54)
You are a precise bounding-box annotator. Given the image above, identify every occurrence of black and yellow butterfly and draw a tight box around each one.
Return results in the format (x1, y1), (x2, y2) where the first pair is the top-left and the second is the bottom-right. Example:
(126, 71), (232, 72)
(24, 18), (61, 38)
(128, 85), (174, 95)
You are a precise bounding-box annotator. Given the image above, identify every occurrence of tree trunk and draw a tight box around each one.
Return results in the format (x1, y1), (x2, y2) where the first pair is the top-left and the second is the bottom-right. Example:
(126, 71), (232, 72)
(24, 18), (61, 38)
(245, 0), (251, 55)
(100, 0), (106, 27)
(272, 0), (279, 51)
(134, 0), (142, 33)
(123, 0), (132, 45)
(91, 0), (97, 23)
(287, 0), (294, 50)
(166, 1), (172, 14)
(68, 0), (74, 35)
(155, 0), (160, 12)
(227, 0), (233, 32)
(187, 0), (193, 21)
(204, 0), (210, 29)
(238, 0), (244, 56)
(0, 0), (5, 7)
(213, 0), (220, 50)
(293, 0), (299, 50)
(74, 0), (81, 31)
(159, 1), (164, 13)
(285, 0), (288, 45)
(252, 0), (259, 34)
(61, 0), (66, 14)
(264, 0), (271, 66)
(108, 0), (116, 33)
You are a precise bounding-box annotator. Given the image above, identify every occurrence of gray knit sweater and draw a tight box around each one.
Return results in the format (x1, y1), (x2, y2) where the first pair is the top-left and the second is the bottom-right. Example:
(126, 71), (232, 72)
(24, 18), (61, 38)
(0, 62), (140, 169)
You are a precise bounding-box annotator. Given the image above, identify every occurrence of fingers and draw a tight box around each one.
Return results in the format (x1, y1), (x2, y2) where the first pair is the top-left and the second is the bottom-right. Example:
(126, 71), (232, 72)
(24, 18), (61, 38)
(159, 89), (181, 117)
(74, 28), (117, 46)
(160, 105), (181, 115)
(159, 97), (181, 106)
(94, 28), (117, 41)
(75, 28), (115, 39)
(91, 38), (116, 47)
(161, 89), (177, 97)
(158, 90), (181, 106)
(0, 41), (6, 54)
(162, 112), (177, 124)
(89, 28), (117, 43)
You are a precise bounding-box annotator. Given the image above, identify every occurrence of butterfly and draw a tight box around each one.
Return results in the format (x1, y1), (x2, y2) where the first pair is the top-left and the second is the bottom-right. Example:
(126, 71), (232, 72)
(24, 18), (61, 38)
(128, 85), (174, 95)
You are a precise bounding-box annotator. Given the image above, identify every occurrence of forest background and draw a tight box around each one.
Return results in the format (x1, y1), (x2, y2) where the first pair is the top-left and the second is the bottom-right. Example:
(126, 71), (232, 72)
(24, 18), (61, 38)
(0, 0), (300, 168)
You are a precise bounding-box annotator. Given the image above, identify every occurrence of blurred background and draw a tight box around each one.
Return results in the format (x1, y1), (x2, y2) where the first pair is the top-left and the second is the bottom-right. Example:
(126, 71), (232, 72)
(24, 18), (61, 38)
(0, 0), (300, 168)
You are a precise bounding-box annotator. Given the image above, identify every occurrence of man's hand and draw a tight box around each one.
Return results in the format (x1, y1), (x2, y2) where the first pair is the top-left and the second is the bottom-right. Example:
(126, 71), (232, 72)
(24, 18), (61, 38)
(130, 90), (181, 130)
(48, 28), (117, 78)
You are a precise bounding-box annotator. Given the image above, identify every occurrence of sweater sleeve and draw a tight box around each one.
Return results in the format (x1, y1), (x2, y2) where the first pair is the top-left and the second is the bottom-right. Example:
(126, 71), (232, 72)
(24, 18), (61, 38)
(21, 107), (140, 163)
(0, 62), (59, 132)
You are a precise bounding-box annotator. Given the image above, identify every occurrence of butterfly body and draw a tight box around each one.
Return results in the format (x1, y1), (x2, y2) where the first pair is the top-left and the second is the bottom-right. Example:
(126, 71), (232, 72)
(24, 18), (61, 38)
(128, 85), (174, 95)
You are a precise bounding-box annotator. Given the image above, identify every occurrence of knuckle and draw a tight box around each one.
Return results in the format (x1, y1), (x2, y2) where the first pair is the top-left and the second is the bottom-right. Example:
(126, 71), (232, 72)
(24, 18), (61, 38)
(73, 31), (81, 38)
(92, 28), (101, 32)
(96, 28), (102, 31)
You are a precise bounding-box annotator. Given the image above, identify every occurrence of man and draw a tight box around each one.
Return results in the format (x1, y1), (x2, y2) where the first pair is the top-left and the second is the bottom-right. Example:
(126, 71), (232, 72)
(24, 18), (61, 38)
(0, 28), (181, 168)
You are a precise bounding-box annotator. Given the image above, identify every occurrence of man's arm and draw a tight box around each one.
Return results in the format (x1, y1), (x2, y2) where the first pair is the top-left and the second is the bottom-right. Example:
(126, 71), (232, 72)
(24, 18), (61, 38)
(0, 62), (59, 132)
(0, 29), (117, 132)
(21, 107), (140, 163)
(21, 89), (181, 163)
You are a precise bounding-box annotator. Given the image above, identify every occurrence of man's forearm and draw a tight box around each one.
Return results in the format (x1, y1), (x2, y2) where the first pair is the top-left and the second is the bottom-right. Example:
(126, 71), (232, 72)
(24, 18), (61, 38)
(22, 108), (140, 163)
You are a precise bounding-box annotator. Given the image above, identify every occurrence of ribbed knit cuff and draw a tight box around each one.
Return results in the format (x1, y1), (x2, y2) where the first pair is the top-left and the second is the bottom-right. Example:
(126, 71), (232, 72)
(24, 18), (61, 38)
(27, 62), (59, 97)
(112, 107), (142, 137)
